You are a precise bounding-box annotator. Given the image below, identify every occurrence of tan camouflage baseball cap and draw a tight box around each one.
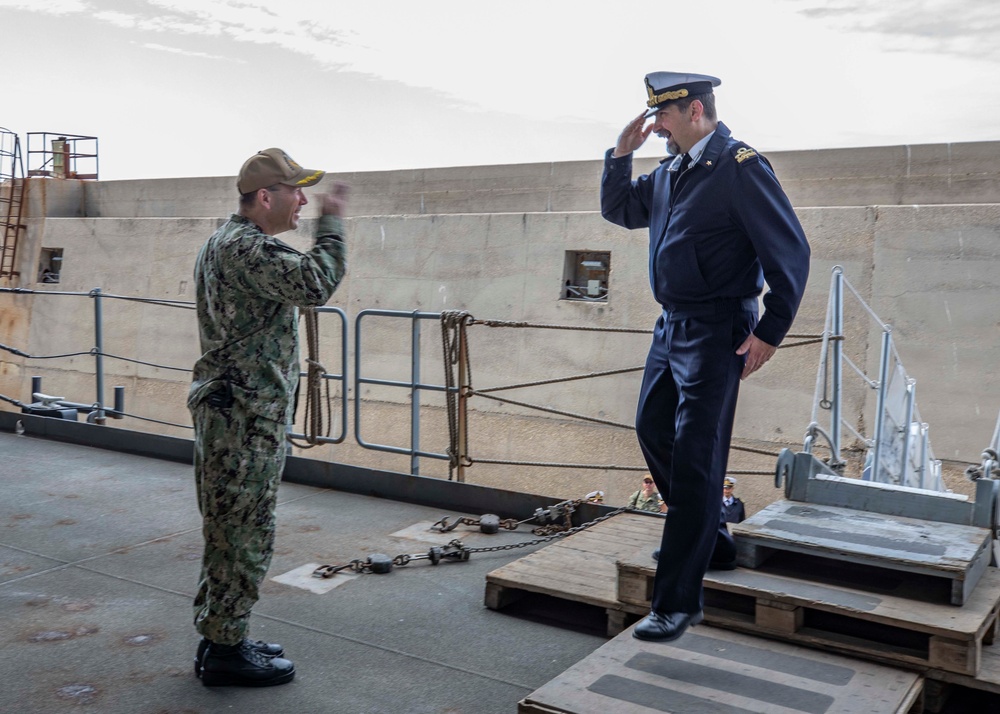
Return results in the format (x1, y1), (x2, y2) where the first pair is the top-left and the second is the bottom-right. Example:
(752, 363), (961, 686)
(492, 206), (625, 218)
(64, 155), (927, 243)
(237, 148), (325, 194)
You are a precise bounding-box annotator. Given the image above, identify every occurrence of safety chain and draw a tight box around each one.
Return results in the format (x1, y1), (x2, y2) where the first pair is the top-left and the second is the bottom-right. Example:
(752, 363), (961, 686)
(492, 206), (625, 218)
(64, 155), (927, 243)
(288, 307), (331, 448)
(461, 504), (629, 553)
(312, 502), (631, 579)
(431, 514), (521, 534)
(431, 493), (605, 535)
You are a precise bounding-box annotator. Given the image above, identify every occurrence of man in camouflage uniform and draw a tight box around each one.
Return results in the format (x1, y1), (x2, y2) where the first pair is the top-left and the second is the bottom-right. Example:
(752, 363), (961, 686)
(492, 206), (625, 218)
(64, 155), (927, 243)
(627, 474), (666, 513)
(188, 148), (348, 687)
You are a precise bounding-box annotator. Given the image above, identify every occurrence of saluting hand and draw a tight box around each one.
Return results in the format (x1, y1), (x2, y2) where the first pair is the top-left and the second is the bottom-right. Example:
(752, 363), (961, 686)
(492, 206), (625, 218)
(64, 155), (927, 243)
(737, 333), (777, 380)
(613, 112), (653, 158)
(321, 181), (350, 218)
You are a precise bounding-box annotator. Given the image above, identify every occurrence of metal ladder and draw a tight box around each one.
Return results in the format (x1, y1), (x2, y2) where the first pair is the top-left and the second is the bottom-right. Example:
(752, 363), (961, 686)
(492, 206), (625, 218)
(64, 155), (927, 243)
(0, 127), (25, 279)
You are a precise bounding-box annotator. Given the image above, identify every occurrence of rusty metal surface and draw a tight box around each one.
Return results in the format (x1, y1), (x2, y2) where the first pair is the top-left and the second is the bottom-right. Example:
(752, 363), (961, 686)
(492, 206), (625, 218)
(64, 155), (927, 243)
(0, 431), (604, 713)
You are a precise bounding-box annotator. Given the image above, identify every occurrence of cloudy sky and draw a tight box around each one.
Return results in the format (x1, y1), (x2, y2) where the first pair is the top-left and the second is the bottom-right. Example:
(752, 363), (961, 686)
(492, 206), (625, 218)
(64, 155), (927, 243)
(1, 0), (998, 181)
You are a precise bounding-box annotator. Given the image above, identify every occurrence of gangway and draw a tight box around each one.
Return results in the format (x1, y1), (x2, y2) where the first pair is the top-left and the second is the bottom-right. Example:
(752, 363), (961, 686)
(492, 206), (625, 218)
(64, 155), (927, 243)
(736, 267), (998, 605)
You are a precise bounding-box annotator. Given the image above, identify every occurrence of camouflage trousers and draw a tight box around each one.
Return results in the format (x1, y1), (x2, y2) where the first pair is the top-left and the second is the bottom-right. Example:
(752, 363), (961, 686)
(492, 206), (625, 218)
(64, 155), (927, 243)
(190, 400), (287, 645)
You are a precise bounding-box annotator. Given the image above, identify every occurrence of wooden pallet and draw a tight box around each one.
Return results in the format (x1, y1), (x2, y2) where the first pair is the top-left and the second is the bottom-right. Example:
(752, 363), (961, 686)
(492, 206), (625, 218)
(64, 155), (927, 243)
(485, 511), (662, 636)
(734, 500), (993, 606)
(929, 635), (1000, 696)
(518, 624), (924, 714)
(617, 550), (1000, 677)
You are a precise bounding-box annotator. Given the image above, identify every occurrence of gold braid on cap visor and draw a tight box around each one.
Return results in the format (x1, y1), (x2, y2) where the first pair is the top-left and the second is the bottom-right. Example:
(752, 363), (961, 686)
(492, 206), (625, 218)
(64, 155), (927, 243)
(646, 87), (689, 107)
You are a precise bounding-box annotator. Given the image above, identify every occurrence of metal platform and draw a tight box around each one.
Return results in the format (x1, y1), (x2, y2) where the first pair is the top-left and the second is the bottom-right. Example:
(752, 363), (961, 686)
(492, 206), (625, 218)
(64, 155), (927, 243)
(0, 430), (606, 714)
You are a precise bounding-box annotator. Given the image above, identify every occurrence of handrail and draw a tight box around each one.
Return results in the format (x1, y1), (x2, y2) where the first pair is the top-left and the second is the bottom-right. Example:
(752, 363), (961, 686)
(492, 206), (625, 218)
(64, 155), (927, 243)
(353, 309), (452, 475)
(813, 266), (942, 490)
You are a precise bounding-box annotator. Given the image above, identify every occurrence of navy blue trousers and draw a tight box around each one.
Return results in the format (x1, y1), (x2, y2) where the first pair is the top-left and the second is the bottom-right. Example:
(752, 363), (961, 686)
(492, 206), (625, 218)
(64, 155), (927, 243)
(636, 298), (756, 615)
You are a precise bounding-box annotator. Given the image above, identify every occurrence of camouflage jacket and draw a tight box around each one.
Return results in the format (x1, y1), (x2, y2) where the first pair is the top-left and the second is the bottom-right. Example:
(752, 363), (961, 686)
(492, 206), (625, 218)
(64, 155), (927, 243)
(188, 213), (346, 423)
(627, 490), (663, 513)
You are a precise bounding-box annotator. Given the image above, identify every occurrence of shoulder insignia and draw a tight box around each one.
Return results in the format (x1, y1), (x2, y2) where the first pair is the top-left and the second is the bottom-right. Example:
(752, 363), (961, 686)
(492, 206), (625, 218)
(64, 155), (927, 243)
(734, 146), (757, 164)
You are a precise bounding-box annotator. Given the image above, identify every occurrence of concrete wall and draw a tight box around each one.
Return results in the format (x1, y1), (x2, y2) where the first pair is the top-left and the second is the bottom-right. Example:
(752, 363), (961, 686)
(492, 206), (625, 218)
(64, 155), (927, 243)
(17, 140), (1000, 221)
(2, 140), (999, 503)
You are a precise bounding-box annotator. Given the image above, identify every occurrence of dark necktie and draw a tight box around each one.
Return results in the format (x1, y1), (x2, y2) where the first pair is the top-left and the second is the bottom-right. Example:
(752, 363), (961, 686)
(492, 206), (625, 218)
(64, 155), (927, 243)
(671, 153), (691, 192)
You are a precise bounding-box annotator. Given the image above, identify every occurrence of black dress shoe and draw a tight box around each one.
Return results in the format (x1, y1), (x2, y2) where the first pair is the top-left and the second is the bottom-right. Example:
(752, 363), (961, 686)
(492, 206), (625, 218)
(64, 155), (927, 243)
(194, 637), (284, 677)
(651, 548), (660, 561)
(200, 640), (295, 687)
(633, 610), (704, 642)
(708, 556), (737, 571)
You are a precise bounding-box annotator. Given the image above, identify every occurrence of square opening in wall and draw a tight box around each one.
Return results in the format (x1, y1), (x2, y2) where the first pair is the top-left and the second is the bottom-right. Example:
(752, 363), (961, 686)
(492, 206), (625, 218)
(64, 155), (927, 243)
(562, 251), (610, 302)
(38, 248), (63, 283)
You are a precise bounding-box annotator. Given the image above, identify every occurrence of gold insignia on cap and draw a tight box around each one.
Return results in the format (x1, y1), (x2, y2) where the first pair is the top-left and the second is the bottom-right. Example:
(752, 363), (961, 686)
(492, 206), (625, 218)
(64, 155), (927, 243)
(295, 170), (324, 186)
(646, 87), (689, 108)
(645, 77), (692, 108)
(734, 147), (757, 164)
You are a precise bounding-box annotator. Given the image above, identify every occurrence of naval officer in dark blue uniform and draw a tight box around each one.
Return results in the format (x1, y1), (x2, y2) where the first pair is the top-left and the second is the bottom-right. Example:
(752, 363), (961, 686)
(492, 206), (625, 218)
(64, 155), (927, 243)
(601, 71), (810, 642)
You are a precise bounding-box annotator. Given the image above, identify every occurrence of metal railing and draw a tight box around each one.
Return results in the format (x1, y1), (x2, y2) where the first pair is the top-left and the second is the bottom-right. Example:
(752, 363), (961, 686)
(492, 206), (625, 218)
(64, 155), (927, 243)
(807, 266), (943, 490)
(2, 286), (830, 484)
(353, 309), (452, 474)
(0, 287), (347, 440)
(26, 132), (99, 180)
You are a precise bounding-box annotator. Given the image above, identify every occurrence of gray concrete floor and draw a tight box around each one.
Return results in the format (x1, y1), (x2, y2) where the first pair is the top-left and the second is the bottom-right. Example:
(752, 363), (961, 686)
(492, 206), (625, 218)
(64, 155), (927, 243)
(0, 432), (606, 714)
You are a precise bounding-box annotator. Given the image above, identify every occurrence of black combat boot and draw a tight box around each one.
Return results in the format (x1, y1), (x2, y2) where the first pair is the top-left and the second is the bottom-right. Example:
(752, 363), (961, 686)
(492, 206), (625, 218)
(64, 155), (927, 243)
(194, 637), (284, 677)
(200, 639), (295, 687)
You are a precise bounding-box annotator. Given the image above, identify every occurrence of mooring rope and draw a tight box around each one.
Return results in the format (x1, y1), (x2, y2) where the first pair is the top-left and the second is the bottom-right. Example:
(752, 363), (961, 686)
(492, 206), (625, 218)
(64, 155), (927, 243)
(441, 310), (474, 478)
(288, 307), (330, 449)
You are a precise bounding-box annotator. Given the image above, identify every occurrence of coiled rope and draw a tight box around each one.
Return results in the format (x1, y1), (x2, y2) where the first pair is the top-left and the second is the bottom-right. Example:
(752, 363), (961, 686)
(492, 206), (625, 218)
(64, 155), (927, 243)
(287, 307), (330, 448)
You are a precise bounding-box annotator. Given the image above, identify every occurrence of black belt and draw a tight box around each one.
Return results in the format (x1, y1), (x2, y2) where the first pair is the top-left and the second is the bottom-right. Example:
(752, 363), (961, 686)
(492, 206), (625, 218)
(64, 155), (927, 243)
(661, 296), (758, 318)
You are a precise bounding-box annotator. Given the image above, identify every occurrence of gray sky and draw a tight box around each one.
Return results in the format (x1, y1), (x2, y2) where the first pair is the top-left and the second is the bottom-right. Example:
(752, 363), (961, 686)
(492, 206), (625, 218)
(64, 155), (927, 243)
(2, 0), (998, 181)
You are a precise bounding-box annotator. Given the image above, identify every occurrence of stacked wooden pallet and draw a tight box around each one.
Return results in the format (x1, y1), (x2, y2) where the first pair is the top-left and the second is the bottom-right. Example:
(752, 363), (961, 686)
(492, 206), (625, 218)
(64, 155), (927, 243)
(618, 548), (1000, 679)
(485, 510), (662, 637)
(732, 500), (994, 607)
(518, 625), (925, 714)
(485, 507), (1000, 711)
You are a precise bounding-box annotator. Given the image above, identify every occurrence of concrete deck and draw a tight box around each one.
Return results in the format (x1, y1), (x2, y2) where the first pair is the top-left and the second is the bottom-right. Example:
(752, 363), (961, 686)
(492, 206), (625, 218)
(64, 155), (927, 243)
(0, 431), (606, 714)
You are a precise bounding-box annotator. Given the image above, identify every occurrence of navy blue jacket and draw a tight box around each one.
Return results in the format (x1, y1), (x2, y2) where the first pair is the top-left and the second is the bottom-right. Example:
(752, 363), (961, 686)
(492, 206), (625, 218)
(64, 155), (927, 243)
(601, 122), (810, 347)
(723, 497), (746, 524)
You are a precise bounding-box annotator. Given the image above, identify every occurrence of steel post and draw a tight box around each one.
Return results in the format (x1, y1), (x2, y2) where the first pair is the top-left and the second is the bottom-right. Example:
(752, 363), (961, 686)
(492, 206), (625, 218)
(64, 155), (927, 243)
(870, 329), (893, 482)
(456, 321), (469, 483)
(410, 313), (421, 475)
(901, 379), (916, 486)
(831, 268), (844, 462)
(92, 287), (106, 424)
